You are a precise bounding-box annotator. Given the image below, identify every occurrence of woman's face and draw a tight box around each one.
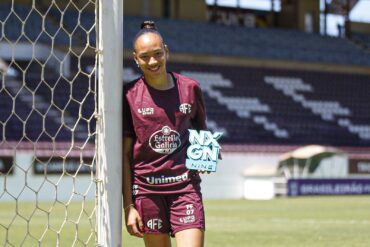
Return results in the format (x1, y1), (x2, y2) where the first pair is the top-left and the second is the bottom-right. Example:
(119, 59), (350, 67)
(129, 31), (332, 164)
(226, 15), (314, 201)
(134, 32), (168, 79)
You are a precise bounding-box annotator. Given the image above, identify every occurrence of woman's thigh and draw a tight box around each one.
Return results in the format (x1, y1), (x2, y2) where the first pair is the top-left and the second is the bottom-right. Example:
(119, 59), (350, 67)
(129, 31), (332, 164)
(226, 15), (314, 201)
(175, 228), (204, 247)
(144, 233), (171, 247)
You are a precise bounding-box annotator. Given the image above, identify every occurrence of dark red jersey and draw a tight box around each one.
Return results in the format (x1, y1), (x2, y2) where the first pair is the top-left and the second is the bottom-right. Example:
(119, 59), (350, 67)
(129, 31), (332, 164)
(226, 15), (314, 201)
(123, 72), (207, 195)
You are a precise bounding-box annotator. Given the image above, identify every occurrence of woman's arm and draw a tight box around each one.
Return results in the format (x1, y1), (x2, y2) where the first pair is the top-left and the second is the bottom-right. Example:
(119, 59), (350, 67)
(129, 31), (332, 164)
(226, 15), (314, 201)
(122, 136), (144, 238)
(122, 136), (134, 208)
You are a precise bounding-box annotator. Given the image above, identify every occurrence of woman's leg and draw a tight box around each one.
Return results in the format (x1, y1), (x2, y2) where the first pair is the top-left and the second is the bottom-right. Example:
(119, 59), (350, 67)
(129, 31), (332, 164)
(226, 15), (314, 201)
(144, 233), (171, 247)
(175, 228), (204, 247)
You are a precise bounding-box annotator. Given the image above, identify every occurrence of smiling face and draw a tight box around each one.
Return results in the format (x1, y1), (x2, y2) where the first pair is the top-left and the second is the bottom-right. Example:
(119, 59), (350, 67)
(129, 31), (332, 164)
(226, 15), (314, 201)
(133, 32), (169, 81)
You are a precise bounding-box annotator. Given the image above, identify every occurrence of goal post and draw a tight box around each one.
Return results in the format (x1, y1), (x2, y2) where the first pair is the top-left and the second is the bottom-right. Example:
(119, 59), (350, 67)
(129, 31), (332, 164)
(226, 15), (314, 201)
(96, 0), (123, 246)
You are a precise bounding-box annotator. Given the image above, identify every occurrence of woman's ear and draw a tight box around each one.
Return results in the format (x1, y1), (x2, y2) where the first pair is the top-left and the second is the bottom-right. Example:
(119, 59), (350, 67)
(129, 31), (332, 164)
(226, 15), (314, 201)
(164, 44), (169, 60)
(133, 52), (139, 67)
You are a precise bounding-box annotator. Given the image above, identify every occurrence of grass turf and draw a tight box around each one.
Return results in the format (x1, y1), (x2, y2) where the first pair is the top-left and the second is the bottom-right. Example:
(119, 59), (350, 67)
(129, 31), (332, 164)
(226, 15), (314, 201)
(1, 196), (369, 246)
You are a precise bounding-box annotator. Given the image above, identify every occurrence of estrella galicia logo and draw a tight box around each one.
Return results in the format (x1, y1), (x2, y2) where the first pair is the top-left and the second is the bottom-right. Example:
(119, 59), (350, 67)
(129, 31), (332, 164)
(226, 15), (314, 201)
(149, 126), (181, 154)
(186, 130), (222, 172)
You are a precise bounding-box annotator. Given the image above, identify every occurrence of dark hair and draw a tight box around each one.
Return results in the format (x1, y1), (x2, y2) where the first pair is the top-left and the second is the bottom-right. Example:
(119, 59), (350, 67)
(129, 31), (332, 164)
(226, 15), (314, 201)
(133, 21), (164, 48)
(140, 20), (156, 30)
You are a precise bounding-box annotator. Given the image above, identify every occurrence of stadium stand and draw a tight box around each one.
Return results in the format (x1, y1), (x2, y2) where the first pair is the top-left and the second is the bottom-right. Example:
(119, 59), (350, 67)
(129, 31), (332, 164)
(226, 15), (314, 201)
(0, 4), (70, 45)
(166, 62), (370, 147)
(352, 32), (370, 50)
(0, 3), (93, 46)
(122, 16), (370, 66)
(1, 4), (370, 65)
(0, 74), (95, 142)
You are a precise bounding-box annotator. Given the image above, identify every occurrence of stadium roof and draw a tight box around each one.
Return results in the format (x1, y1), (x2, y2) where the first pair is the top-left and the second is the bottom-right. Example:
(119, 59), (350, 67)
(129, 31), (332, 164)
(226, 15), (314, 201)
(206, 0), (360, 15)
(328, 0), (359, 15)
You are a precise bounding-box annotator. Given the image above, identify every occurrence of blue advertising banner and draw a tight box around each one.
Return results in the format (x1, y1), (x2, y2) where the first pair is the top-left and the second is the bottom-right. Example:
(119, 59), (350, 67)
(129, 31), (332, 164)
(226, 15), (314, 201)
(288, 178), (370, 196)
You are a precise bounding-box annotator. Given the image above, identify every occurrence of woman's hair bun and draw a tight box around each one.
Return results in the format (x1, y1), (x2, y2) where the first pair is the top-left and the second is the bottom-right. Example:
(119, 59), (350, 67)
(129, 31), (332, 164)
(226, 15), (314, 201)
(141, 21), (156, 30)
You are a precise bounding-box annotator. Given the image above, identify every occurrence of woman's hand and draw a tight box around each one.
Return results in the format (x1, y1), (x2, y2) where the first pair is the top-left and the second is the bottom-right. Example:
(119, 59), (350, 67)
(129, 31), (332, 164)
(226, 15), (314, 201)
(125, 206), (144, 238)
(197, 170), (211, 174)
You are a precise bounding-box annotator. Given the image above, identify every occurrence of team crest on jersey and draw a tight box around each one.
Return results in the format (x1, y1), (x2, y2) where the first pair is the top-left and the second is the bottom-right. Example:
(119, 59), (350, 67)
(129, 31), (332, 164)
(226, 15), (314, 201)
(149, 126), (181, 154)
(179, 103), (192, 114)
(147, 219), (163, 230)
(138, 107), (154, 115)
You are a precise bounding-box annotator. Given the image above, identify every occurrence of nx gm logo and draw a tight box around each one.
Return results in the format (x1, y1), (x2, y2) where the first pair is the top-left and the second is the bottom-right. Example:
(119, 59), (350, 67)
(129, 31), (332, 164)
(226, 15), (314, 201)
(179, 103), (192, 114)
(147, 218), (163, 230)
(186, 130), (222, 172)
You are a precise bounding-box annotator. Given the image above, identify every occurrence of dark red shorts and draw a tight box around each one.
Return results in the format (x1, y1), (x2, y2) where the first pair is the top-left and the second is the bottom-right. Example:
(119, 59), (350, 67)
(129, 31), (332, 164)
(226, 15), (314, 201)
(134, 192), (205, 236)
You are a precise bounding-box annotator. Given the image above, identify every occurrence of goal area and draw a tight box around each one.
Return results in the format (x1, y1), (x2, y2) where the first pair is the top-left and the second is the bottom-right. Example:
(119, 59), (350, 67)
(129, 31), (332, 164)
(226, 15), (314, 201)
(0, 0), (123, 246)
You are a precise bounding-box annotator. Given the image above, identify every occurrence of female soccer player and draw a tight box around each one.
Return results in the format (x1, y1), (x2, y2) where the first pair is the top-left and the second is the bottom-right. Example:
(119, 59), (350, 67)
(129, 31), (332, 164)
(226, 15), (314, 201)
(122, 21), (208, 247)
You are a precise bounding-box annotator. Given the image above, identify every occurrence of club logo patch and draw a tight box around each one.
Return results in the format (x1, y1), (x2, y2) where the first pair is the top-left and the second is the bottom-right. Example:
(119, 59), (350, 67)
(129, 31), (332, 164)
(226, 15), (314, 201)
(149, 126), (181, 154)
(179, 103), (192, 114)
(147, 218), (163, 230)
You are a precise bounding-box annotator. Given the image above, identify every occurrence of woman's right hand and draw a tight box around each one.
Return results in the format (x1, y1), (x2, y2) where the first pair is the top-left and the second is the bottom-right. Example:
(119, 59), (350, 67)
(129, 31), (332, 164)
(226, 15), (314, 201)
(125, 206), (144, 238)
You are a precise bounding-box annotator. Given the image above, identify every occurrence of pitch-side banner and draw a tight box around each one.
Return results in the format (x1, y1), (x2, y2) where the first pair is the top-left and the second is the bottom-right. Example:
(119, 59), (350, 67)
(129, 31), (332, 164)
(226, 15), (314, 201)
(288, 178), (370, 196)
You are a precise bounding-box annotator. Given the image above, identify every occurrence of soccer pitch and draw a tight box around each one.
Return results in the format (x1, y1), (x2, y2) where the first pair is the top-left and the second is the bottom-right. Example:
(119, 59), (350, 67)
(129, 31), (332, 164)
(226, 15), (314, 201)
(1, 196), (369, 246)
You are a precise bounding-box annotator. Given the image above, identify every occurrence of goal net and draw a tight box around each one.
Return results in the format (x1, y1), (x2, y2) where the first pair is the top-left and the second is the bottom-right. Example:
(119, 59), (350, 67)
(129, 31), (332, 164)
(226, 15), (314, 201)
(0, 0), (122, 246)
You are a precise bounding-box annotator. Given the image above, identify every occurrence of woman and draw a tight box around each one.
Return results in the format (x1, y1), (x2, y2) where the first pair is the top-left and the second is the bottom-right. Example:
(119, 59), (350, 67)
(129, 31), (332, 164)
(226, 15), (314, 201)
(122, 21), (208, 247)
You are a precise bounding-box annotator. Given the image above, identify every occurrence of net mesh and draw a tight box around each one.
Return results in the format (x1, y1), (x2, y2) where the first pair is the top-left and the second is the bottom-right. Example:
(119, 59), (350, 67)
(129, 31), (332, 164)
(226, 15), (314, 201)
(0, 0), (97, 245)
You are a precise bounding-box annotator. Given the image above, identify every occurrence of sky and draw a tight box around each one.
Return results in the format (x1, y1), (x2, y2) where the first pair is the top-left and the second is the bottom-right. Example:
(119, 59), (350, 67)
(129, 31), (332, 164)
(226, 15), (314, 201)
(205, 0), (370, 36)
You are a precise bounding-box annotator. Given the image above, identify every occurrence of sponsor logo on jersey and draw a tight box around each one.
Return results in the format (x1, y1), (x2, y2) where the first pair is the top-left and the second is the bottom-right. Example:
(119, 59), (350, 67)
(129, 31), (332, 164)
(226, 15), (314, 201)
(179, 215), (195, 224)
(179, 204), (196, 224)
(147, 218), (163, 230)
(146, 172), (188, 185)
(149, 126), (181, 154)
(179, 103), (192, 114)
(132, 184), (139, 195)
(138, 107), (154, 115)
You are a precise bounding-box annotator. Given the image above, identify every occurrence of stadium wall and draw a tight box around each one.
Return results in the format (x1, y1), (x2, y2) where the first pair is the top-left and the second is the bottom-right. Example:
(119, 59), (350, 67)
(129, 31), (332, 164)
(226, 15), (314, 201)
(0, 150), (95, 202)
(0, 149), (281, 201)
(4, 147), (367, 201)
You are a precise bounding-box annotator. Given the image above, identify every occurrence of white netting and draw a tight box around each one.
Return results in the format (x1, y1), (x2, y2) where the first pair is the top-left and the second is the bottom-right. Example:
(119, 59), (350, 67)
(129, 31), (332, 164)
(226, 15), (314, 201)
(0, 0), (98, 246)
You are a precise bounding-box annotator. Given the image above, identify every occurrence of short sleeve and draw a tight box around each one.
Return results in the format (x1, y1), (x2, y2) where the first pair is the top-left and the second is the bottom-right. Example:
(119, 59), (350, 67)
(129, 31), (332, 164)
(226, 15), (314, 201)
(122, 88), (135, 137)
(191, 83), (208, 131)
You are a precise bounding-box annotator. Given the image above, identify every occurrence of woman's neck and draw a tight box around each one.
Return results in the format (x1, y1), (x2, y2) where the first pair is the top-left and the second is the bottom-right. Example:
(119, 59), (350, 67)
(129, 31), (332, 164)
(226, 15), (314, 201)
(145, 72), (174, 90)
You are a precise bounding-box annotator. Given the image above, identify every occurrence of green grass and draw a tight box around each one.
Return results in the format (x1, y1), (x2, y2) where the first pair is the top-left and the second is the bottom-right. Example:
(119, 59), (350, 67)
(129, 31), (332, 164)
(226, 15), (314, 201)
(1, 196), (370, 246)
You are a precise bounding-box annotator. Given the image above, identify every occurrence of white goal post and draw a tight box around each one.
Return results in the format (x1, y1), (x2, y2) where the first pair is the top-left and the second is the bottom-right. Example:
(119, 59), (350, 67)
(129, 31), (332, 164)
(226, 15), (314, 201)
(96, 0), (123, 246)
(0, 0), (123, 246)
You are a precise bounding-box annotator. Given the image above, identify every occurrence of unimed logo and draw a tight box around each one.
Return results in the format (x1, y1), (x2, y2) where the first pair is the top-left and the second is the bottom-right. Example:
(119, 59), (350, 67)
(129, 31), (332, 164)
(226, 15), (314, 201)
(146, 172), (188, 185)
(147, 218), (163, 230)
